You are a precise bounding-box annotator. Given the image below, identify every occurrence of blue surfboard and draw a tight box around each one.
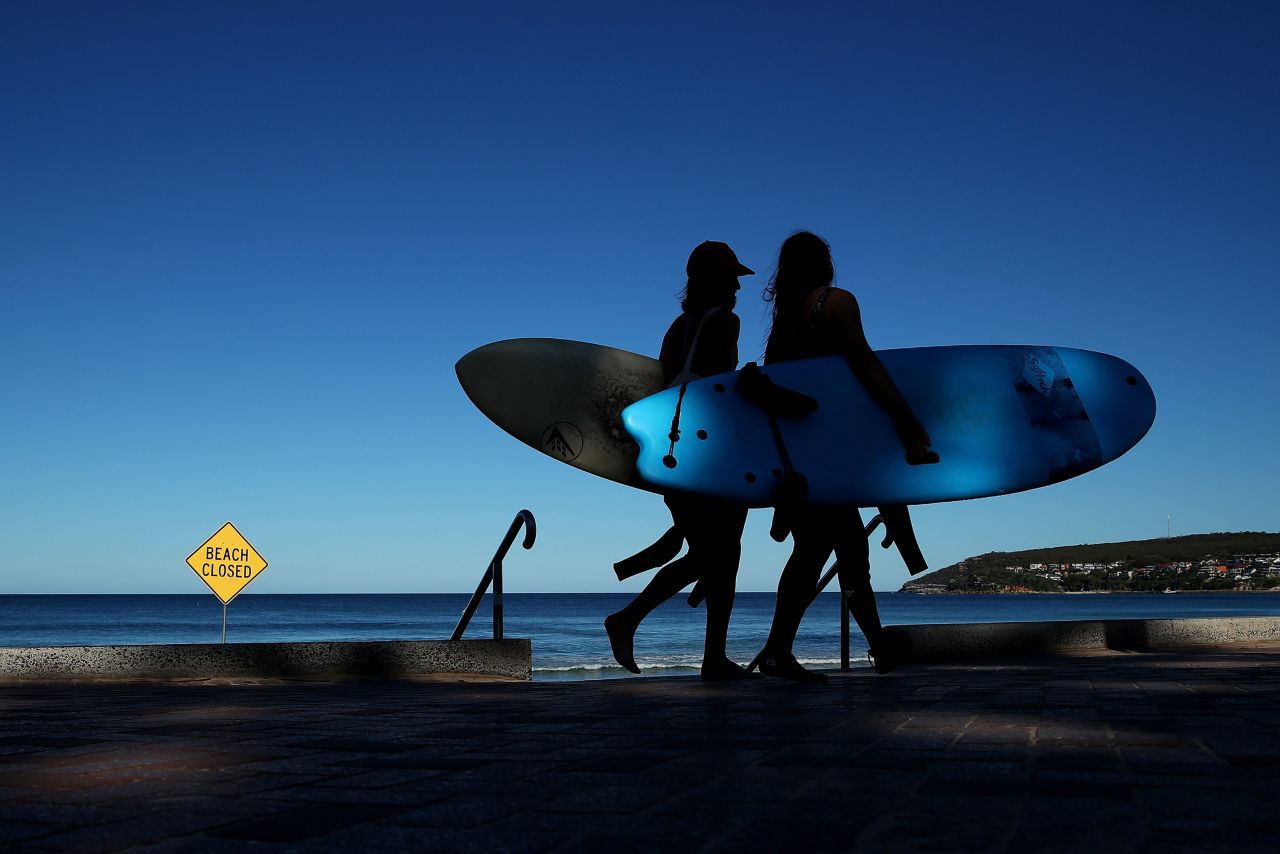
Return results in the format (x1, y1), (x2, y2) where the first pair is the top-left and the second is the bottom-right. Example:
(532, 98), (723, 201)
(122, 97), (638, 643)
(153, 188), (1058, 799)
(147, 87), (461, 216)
(621, 346), (1155, 507)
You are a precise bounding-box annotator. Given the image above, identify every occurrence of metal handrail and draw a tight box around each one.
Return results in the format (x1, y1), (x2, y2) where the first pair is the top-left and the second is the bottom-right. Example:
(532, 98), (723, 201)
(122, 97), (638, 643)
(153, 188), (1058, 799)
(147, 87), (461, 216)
(451, 510), (536, 641)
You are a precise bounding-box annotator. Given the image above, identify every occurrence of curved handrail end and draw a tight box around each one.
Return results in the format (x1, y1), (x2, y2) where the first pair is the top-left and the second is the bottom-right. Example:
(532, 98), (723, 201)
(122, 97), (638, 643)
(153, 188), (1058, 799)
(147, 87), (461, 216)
(517, 509), (536, 549)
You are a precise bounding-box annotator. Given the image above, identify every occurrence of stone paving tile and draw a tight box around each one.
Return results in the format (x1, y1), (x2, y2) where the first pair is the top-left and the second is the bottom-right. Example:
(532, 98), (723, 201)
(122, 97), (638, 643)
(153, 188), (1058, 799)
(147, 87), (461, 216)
(659, 746), (793, 770)
(926, 757), (1028, 782)
(305, 768), (449, 789)
(0, 802), (137, 827)
(854, 794), (1021, 853)
(18, 805), (266, 853)
(236, 750), (439, 773)
(694, 816), (855, 854)
(539, 783), (673, 815)
(556, 750), (674, 773)
(0, 819), (71, 846)
(0, 779), (244, 808)
(1032, 746), (1124, 771)
(386, 793), (545, 828)
(849, 747), (944, 771)
(955, 723), (1034, 745)
(1034, 723), (1113, 747)
(1118, 744), (1220, 766)
(118, 834), (261, 853)
(0, 737), (105, 751)
(217, 770), (358, 795)
(938, 746), (1030, 764)
(301, 820), (563, 854)
(257, 783), (457, 808)
(283, 737), (422, 753)
(1008, 795), (1146, 853)
(208, 802), (410, 844)
(677, 777), (818, 807)
(1039, 707), (1104, 721)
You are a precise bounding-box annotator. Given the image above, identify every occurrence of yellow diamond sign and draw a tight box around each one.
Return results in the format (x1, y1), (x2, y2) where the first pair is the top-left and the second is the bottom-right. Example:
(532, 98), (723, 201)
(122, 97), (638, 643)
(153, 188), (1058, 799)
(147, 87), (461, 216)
(186, 522), (268, 604)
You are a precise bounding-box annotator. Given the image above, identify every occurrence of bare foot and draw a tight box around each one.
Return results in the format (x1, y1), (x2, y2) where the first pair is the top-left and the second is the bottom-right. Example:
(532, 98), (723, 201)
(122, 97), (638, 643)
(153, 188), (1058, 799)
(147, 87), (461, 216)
(759, 650), (828, 684)
(700, 657), (758, 682)
(604, 613), (640, 674)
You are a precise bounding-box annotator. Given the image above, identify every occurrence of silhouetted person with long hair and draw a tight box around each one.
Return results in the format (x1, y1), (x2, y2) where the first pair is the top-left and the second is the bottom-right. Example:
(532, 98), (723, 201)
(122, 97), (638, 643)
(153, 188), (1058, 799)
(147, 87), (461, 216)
(605, 241), (754, 681)
(759, 231), (931, 683)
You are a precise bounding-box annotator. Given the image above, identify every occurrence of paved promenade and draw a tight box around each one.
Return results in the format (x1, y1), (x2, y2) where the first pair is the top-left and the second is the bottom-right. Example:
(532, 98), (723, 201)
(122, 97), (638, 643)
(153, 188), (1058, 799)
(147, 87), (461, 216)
(2, 642), (1279, 853)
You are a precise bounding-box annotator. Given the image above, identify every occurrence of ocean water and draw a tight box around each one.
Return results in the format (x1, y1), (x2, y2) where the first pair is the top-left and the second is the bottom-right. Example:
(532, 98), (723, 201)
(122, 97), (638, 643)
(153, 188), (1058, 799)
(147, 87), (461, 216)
(2, 592), (1279, 681)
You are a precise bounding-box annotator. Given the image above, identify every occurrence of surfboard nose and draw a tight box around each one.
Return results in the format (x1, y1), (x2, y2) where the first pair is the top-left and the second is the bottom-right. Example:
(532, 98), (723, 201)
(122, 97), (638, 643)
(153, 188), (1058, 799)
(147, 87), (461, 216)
(455, 342), (501, 398)
(1058, 349), (1156, 461)
(455, 339), (541, 414)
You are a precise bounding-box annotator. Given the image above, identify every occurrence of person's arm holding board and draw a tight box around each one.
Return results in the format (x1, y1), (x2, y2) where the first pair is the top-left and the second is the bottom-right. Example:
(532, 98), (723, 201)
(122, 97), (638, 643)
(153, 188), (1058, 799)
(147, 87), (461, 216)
(824, 288), (937, 464)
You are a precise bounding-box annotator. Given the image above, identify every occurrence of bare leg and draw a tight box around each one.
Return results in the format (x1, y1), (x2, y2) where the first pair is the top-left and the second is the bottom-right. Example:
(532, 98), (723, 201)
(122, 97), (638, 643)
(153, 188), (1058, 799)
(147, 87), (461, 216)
(761, 529), (832, 683)
(837, 552), (883, 649)
(702, 561), (735, 662)
(834, 510), (882, 649)
(691, 506), (750, 680)
(698, 542), (756, 680)
(834, 510), (898, 673)
(605, 554), (700, 673)
(764, 542), (827, 655)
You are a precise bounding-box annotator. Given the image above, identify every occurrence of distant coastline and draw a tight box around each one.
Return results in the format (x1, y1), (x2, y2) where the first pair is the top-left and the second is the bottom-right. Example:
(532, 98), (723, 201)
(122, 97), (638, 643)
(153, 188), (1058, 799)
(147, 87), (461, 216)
(900, 532), (1280, 595)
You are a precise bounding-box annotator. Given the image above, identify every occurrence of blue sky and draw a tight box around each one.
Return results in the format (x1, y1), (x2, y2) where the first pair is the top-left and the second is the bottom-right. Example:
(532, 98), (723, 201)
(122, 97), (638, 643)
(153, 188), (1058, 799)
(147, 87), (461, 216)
(3, 2), (1278, 595)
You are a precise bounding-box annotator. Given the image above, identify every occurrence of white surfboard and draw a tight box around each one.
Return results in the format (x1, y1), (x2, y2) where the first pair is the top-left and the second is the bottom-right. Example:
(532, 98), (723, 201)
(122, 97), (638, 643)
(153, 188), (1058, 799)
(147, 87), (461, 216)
(455, 338), (663, 487)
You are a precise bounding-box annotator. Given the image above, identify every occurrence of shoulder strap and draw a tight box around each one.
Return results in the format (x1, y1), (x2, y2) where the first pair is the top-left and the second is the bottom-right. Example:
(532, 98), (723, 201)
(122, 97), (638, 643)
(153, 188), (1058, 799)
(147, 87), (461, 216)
(668, 307), (722, 388)
(811, 286), (833, 320)
(663, 306), (725, 464)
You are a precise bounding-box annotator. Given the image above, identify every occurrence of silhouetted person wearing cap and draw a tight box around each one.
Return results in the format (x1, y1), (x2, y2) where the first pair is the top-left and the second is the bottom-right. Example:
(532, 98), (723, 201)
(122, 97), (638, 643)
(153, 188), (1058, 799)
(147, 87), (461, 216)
(605, 241), (754, 681)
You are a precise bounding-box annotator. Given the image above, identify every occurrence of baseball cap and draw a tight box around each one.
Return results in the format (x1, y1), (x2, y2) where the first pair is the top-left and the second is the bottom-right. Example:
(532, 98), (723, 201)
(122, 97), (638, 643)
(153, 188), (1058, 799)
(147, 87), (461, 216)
(686, 241), (754, 278)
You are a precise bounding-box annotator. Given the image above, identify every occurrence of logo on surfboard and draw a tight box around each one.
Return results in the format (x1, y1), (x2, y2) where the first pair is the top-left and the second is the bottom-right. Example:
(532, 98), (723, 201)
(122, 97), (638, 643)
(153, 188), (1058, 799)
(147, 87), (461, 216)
(540, 422), (584, 462)
(1023, 355), (1056, 397)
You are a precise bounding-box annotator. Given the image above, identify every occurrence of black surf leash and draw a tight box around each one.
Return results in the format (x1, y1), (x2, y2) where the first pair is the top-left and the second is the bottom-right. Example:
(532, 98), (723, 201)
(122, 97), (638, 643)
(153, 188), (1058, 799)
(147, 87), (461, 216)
(735, 363), (817, 543)
(663, 381), (689, 469)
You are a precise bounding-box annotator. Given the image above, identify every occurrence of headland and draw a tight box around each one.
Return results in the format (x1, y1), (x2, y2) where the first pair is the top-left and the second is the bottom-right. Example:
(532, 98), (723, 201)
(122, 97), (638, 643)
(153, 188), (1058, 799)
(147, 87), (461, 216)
(903, 531), (1280, 594)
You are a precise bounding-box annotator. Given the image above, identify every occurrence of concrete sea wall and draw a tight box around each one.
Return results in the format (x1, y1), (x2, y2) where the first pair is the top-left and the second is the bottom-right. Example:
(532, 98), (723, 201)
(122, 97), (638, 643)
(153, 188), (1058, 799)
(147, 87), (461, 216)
(0, 639), (532, 681)
(886, 616), (1280, 662)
